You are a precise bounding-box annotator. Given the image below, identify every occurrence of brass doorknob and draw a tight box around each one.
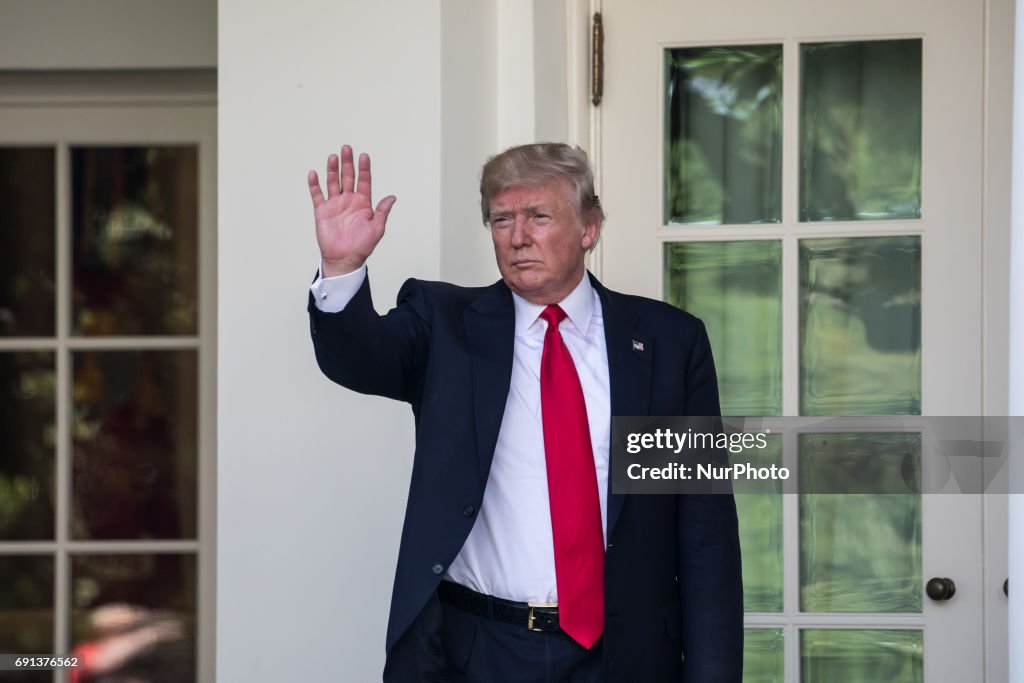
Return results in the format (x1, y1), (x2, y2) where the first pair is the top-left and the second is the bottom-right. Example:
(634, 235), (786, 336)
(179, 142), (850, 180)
(926, 577), (956, 601)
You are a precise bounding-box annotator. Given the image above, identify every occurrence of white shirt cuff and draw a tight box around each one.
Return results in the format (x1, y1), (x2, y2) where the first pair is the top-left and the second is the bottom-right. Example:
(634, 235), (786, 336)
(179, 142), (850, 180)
(310, 262), (367, 313)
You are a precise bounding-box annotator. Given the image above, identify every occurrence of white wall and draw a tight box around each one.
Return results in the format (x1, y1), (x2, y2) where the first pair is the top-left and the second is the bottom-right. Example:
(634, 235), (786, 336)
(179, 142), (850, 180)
(217, 2), (442, 680)
(217, 1), (571, 679)
(440, 0), (500, 286)
(0, 0), (216, 69)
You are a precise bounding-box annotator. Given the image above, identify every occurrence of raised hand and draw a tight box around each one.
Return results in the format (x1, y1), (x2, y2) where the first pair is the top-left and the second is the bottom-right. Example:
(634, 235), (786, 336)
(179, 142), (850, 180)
(308, 145), (397, 277)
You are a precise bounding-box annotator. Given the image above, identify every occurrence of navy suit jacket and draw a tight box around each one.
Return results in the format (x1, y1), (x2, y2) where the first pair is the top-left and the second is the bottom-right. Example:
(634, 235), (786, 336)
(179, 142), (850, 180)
(307, 271), (743, 682)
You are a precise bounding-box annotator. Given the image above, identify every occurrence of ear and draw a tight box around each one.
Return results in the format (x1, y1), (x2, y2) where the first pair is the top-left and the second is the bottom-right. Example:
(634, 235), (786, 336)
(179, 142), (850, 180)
(580, 214), (601, 250)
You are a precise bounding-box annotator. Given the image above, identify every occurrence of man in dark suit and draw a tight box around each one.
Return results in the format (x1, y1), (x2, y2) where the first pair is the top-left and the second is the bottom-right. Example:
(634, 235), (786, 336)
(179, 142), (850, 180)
(306, 143), (742, 682)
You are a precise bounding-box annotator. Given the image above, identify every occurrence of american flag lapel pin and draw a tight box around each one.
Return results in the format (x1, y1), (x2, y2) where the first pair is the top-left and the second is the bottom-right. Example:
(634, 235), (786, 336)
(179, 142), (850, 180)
(632, 339), (644, 352)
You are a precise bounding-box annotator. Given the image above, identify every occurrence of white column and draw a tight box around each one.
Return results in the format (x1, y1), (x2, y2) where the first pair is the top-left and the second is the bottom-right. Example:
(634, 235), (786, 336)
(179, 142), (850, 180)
(217, 1), (442, 681)
(496, 0), (536, 147)
(1008, 2), (1024, 681)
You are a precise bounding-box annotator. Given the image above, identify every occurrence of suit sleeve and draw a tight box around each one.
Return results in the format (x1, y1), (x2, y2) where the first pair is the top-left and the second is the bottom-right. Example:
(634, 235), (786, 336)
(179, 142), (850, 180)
(307, 271), (430, 404)
(677, 320), (744, 682)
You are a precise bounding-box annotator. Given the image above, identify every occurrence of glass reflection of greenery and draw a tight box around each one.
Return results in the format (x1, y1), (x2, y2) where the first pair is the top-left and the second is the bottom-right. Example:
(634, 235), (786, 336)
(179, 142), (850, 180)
(800, 40), (922, 222)
(664, 45), (783, 225)
(801, 629), (923, 683)
(800, 236), (921, 416)
(734, 435), (784, 612)
(800, 432), (923, 613)
(664, 240), (782, 416)
(744, 628), (784, 683)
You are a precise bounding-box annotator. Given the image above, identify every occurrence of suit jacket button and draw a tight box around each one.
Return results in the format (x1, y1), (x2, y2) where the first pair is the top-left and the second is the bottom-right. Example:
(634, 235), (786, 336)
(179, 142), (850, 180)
(432, 563), (444, 575)
(463, 505), (475, 517)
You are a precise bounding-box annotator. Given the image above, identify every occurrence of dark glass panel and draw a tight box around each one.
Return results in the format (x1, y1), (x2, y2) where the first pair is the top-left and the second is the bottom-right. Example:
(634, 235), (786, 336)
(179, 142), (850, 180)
(0, 555), (54, 655)
(0, 352), (55, 540)
(71, 146), (198, 336)
(70, 554), (196, 682)
(0, 147), (56, 337)
(72, 351), (197, 540)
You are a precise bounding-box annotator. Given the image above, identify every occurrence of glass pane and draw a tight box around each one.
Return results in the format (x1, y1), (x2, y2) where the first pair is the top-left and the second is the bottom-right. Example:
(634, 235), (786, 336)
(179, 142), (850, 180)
(801, 629), (922, 682)
(664, 45), (782, 225)
(70, 554), (196, 681)
(800, 433), (922, 613)
(800, 40), (922, 221)
(72, 146), (198, 336)
(0, 147), (56, 337)
(745, 628), (784, 683)
(800, 237), (920, 416)
(0, 352), (56, 540)
(664, 241), (782, 415)
(0, 555), (54, 654)
(72, 351), (197, 540)
(735, 434), (783, 611)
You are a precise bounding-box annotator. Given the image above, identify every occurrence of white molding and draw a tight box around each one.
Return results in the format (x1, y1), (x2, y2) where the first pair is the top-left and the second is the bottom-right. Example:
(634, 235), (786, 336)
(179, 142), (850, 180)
(0, 70), (216, 107)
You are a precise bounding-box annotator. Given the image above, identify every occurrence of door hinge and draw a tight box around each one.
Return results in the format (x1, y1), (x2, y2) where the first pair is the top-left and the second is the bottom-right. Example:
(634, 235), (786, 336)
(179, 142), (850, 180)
(592, 12), (604, 106)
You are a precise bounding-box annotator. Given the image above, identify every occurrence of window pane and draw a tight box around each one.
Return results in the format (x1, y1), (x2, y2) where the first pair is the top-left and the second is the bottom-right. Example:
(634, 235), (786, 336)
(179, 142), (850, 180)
(799, 237), (921, 416)
(71, 146), (198, 336)
(70, 554), (196, 681)
(0, 352), (56, 540)
(664, 45), (782, 225)
(72, 351), (197, 540)
(735, 434), (783, 612)
(800, 40), (922, 222)
(800, 433), (922, 613)
(665, 241), (782, 415)
(0, 147), (55, 337)
(801, 629), (922, 682)
(0, 555), (54, 653)
(745, 628), (784, 683)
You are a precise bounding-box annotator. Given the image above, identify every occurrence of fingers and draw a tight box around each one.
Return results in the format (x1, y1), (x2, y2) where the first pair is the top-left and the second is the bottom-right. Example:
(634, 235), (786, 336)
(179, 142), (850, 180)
(307, 170), (325, 208)
(340, 144), (355, 194)
(372, 195), (397, 232)
(325, 154), (341, 196)
(315, 146), (376, 203)
(357, 153), (372, 199)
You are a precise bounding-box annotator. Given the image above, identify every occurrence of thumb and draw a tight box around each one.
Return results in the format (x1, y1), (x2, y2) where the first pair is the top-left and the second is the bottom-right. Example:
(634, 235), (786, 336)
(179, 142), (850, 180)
(373, 195), (397, 232)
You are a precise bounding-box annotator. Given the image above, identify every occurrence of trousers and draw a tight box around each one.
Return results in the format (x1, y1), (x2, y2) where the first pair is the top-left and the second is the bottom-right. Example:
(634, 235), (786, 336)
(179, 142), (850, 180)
(441, 600), (604, 683)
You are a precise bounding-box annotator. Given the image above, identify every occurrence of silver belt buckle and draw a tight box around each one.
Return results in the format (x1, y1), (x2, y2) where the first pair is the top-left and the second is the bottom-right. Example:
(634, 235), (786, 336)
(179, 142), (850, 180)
(527, 602), (557, 632)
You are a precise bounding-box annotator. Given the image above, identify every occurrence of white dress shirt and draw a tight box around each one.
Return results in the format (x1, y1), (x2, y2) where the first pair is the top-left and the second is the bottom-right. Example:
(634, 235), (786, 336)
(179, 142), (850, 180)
(310, 266), (611, 604)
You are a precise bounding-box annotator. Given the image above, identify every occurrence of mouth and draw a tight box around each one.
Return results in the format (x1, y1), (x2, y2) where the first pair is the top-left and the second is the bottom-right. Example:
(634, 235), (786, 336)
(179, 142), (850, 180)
(511, 260), (539, 269)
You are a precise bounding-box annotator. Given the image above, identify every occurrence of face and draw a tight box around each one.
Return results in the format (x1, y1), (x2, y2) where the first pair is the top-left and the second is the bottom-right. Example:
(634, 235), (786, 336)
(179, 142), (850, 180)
(488, 183), (600, 305)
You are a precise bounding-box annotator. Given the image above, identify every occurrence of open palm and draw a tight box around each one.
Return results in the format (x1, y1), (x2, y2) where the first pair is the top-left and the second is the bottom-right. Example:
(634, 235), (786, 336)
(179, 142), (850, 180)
(308, 145), (396, 277)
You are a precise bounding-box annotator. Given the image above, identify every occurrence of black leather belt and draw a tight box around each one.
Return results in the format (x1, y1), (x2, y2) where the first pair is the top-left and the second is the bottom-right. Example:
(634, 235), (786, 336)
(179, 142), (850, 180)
(438, 581), (561, 633)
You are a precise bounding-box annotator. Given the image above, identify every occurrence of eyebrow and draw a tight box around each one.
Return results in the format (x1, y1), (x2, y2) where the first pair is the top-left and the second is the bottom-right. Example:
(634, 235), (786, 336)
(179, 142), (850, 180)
(488, 203), (557, 218)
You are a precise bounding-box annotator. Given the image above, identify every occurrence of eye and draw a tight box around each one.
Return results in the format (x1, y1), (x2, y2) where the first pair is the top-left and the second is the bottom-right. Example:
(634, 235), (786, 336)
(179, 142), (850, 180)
(531, 213), (551, 225)
(490, 216), (512, 228)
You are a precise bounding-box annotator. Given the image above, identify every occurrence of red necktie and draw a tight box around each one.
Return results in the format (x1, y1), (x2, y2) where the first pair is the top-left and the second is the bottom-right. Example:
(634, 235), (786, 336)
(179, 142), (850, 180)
(539, 304), (605, 649)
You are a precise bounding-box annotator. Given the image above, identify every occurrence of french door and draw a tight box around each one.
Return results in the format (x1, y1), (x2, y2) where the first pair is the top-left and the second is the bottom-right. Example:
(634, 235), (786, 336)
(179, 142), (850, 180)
(595, 0), (991, 680)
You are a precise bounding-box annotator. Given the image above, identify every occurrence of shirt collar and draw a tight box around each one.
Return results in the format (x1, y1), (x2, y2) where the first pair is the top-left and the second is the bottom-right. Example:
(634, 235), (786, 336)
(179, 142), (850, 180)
(511, 272), (595, 336)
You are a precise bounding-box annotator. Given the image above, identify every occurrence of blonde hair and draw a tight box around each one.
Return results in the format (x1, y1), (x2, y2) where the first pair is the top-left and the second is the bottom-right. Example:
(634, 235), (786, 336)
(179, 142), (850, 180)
(479, 143), (605, 228)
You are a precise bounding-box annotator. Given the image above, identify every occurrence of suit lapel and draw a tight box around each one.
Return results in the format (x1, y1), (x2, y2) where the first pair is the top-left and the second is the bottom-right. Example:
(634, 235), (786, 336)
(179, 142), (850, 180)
(591, 274), (653, 537)
(464, 281), (516, 483)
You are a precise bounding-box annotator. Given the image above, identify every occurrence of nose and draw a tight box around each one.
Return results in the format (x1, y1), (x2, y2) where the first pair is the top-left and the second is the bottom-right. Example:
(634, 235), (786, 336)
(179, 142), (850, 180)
(510, 215), (531, 248)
